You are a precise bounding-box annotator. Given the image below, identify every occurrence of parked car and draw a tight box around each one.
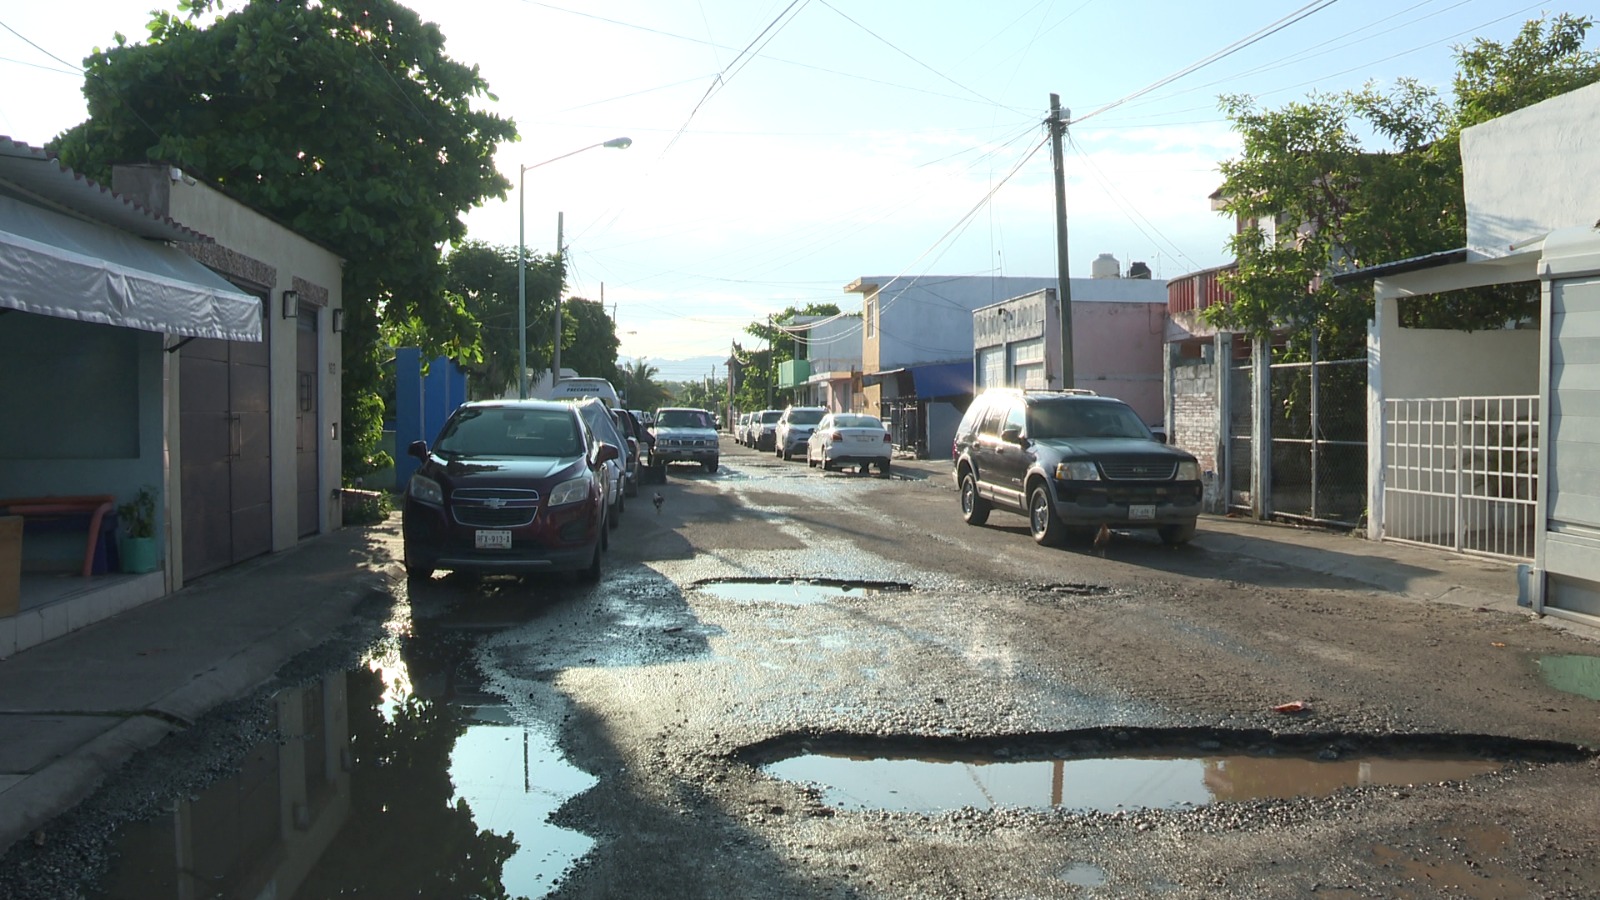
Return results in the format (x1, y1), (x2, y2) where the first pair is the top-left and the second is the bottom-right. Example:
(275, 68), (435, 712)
(749, 409), (782, 451)
(572, 397), (628, 527)
(610, 407), (643, 497)
(401, 400), (617, 582)
(773, 406), (827, 461)
(651, 407), (720, 473)
(734, 412), (752, 446)
(951, 388), (1203, 546)
(807, 412), (892, 475)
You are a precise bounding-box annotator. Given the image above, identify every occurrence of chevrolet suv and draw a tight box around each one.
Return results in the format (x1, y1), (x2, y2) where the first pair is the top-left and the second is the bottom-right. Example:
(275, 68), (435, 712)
(402, 400), (618, 582)
(951, 389), (1202, 546)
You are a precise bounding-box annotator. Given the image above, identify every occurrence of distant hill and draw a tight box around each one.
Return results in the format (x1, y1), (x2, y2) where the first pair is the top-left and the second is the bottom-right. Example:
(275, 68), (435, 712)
(619, 355), (728, 384)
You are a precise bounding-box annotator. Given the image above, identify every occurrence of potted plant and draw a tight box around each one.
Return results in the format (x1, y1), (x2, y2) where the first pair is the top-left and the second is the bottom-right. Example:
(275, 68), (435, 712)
(117, 486), (160, 574)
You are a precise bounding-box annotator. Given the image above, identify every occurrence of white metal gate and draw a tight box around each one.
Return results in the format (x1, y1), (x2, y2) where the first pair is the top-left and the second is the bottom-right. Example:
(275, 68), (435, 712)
(1383, 395), (1538, 560)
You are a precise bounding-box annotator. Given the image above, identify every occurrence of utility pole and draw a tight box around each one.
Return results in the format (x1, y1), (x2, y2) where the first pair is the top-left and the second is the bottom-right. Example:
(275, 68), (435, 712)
(551, 212), (565, 388)
(765, 313), (774, 409)
(1049, 93), (1075, 390)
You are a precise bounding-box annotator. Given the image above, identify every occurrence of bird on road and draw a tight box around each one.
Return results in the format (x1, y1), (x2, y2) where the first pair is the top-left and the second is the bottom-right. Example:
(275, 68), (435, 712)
(653, 491), (664, 514)
(1092, 523), (1111, 557)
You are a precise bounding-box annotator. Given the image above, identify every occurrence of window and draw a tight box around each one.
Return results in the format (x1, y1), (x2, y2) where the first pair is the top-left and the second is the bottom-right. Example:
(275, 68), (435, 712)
(865, 298), (875, 339)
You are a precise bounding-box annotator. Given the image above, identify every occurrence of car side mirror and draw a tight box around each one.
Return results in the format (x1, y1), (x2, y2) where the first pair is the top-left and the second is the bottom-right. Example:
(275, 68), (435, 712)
(1001, 427), (1027, 446)
(1154, 431), (1168, 444)
(407, 439), (428, 460)
(594, 442), (620, 466)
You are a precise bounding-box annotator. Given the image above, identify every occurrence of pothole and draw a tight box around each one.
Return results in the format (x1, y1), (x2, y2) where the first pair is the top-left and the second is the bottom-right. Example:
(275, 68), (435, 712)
(1538, 654), (1600, 700)
(694, 578), (913, 606)
(749, 730), (1587, 814)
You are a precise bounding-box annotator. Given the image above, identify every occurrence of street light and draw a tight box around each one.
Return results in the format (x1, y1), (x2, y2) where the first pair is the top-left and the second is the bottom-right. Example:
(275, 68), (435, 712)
(516, 136), (632, 398)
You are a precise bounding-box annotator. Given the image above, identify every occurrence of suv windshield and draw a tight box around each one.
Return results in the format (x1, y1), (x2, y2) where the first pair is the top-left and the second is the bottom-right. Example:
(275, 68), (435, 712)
(435, 408), (582, 457)
(787, 409), (825, 426)
(658, 409), (713, 429)
(1028, 401), (1150, 440)
(760, 411), (782, 424)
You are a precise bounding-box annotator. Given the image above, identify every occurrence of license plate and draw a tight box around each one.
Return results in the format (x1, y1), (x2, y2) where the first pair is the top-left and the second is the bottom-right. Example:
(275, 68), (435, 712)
(475, 529), (512, 550)
(1129, 504), (1156, 520)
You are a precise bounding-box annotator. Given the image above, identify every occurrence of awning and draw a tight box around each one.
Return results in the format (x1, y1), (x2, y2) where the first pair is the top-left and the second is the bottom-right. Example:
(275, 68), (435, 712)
(862, 362), (972, 400)
(0, 193), (261, 341)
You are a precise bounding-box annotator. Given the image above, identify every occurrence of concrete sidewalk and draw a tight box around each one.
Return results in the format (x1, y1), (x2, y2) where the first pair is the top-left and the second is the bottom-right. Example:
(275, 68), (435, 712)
(0, 524), (397, 856)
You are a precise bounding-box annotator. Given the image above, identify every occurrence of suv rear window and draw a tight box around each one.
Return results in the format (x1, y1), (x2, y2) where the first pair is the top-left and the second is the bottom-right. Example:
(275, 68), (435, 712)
(787, 409), (825, 426)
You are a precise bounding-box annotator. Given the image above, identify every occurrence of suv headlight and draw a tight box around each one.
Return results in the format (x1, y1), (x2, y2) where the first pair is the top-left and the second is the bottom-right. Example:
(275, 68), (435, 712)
(1176, 460), (1200, 481)
(409, 473), (443, 505)
(547, 476), (590, 507)
(1054, 461), (1100, 481)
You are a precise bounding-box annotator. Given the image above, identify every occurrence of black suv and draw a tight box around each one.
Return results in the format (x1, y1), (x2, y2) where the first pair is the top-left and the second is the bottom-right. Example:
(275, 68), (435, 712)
(951, 389), (1202, 546)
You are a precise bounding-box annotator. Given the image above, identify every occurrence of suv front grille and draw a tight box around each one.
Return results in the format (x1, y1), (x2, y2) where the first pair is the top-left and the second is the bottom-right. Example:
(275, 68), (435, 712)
(450, 488), (540, 528)
(1100, 460), (1177, 481)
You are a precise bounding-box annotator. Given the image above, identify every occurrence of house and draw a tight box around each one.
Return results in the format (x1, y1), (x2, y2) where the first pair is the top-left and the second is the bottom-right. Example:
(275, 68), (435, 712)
(1343, 80), (1600, 627)
(0, 140), (342, 656)
(775, 313), (862, 412)
(848, 267), (1167, 457)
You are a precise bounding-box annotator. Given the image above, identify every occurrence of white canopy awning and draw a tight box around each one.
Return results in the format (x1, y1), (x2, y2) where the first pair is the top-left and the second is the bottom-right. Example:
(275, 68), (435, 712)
(0, 193), (261, 342)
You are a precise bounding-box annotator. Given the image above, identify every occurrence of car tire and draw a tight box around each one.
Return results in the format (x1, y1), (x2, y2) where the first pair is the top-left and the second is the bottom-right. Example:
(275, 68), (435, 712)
(1159, 521), (1197, 546)
(609, 501), (622, 529)
(704, 458), (718, 473)
(783, 447), (794, 461)
(960, 472), (990, 526)
(1029, 483), (1067, 547)
(822, 458), (833, 471)
(578, 539), (602, 582)
(807, 454), (816, 468)
(877, 459), (891, 477)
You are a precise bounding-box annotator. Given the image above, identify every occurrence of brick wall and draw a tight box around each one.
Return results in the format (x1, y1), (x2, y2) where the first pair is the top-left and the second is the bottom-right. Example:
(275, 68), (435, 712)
(1171, 359), (1225, 512)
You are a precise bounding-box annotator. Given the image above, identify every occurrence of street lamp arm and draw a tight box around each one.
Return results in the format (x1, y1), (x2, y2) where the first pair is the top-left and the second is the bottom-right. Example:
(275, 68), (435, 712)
(520, 136), (633, 173)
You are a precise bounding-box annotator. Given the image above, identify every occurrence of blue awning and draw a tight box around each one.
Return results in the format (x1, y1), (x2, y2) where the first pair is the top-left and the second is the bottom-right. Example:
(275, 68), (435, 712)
(909, 362), (972, 399)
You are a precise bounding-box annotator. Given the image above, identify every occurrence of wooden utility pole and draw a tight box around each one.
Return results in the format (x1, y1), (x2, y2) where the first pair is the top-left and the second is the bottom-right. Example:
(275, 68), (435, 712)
(1048, 94), (1075, 389)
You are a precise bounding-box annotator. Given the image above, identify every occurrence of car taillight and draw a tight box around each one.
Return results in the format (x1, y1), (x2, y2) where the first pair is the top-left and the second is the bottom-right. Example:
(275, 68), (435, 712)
(831, 431), (844, 442)
(884, 432), (892, 442)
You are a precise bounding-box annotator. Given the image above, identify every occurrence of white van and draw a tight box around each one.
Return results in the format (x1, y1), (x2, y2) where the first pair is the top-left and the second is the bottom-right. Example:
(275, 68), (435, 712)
(540, 377), (620, 408)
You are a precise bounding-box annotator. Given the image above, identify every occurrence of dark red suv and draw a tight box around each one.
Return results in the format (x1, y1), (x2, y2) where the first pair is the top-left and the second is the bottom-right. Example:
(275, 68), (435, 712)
(402, 401), (618, 582)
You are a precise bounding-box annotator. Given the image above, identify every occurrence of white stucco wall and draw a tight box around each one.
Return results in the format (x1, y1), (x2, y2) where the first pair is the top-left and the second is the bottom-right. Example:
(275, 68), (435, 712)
(1462, 80), (1600, 259)
(804, 313), (862, 374)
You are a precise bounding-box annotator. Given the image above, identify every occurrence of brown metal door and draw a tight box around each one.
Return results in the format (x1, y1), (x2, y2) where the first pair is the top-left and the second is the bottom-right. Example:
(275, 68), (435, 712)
(296, 308), (320, 537)
(180, 294), (272, 579)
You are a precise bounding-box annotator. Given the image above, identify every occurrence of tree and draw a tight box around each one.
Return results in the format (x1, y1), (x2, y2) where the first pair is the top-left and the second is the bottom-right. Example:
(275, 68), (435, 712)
(51, 0), (518, 477)
(1207, 13), (1599, 355)
(559, 297), (621, 384)
(618, 358), (670, 411)
(441, 242), (560, 400)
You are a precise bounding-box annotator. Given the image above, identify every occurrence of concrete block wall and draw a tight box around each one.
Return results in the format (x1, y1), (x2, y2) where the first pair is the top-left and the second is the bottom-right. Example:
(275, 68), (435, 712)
(1171, 359), (1225, 512)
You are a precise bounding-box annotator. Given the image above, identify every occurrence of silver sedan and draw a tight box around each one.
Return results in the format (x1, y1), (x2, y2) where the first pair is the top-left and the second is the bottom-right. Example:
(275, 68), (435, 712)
(806, 413), (892, 475)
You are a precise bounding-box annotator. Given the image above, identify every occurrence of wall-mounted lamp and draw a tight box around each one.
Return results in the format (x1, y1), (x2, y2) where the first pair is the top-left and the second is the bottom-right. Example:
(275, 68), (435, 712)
(331, 308), (344, 333)
(281, 290), (299, 319)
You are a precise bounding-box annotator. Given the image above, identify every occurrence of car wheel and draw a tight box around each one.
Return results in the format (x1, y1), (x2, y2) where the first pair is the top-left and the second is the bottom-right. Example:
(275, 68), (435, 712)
(601, 515), (610, 549)
(807, 454), (816, 468)
(1029, 483), (1067, 547)
(783, 447), (794, 461)
(822, 458), (833, 471)
(960, 472), (990, 525)
(1159, 521), (1197, 546)
(625, 477), (638, 498)
(402, 543), (434, 582)
(609, 500), (622, 529)
(704, 458), (718, 473)
(578, 538), (602, 582)
(877, 459), (891, 477)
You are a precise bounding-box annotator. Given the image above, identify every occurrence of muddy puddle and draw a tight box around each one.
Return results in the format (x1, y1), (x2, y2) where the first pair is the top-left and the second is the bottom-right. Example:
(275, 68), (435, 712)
(1538, 654), (1600, 701)
(90, 665), (593, 900)
(763, 749), (1506, 814)
(695, 578), (911, 605)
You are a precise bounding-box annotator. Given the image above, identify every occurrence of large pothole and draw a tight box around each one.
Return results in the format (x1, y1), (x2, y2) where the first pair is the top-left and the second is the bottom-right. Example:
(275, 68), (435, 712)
(746, 729), (1591, 814)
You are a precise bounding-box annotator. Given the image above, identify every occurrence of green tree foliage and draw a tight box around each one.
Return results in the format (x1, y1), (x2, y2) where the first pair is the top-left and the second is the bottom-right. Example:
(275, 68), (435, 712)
(672, 377), (727, 413)
(51, 0), (518, 477)
(559, 298), (621, 384)
(1208, 13), (1599, 356)
(441, 241), (560, 400)
(618, 358), (670, 411)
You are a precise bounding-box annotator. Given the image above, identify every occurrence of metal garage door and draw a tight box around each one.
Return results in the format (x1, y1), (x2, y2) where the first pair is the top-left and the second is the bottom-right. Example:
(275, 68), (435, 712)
(1540, 272), (1600, 618)
(180, 294), (272, 579)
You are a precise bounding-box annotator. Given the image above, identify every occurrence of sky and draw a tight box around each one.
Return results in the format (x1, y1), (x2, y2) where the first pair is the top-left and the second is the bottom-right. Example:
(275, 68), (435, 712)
(0, 0), (1572, 380)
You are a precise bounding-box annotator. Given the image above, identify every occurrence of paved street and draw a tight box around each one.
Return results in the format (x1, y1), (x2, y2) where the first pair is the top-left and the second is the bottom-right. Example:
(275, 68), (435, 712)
(3, 437), (1599, 899)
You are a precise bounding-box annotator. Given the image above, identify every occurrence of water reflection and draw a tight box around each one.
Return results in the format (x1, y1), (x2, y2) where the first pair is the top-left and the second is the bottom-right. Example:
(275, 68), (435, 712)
(764, 752), (1504, 814)
(92, 666), (594, 899)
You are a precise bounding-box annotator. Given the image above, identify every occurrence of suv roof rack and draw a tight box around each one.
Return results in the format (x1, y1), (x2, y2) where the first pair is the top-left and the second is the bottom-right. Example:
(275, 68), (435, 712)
(1019, 388), (1099, 397)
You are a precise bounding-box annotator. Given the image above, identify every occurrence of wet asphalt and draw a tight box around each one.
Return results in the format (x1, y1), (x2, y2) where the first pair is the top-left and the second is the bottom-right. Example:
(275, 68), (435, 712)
(6, 439), (1600, 899)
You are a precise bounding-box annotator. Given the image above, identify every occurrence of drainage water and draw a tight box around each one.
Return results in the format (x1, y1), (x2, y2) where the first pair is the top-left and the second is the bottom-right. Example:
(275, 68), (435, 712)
(697, 579), (907, 606)
(1538, 654), (1600, 701)
(764, 752), (1504, 814)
